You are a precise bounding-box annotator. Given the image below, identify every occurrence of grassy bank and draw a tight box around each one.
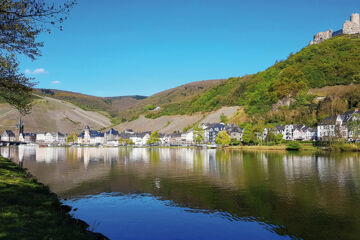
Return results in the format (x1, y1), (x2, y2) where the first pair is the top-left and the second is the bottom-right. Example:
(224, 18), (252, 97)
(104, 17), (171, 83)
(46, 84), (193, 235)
(226, 142), (318, 152)
(0, 156), (108, 240)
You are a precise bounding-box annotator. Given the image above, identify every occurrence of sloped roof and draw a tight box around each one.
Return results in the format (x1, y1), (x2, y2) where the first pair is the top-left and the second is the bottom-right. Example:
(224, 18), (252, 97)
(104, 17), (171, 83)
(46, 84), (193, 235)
(2, 130), (15, 137)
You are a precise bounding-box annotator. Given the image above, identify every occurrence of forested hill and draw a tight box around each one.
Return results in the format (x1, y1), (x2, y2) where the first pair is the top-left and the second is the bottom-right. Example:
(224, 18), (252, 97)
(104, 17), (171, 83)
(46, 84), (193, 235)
(144, 34), (360, 125)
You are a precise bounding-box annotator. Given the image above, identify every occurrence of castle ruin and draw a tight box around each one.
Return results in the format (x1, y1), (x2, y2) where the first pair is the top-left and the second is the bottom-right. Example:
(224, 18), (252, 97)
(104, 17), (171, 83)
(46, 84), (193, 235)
(310, 13), (360, 45)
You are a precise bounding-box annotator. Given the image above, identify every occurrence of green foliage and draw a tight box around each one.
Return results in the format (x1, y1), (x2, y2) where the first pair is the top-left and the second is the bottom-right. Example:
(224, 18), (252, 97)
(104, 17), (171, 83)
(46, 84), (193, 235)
(193, 125), (204, 144)
(220, 113), (228, 123)
(145, 104), (156, 111)
(66, 133), (78, 144)
(119, 138), (134, 145)
(144, 35), (360, 125)
(0, 156), (99, 239)
(147, 131), (161, 145)
(0, 1), (75, 114)
(286, 141), (301, 151)
(216, 131), (231, 146)
(230, 138), (241, 146)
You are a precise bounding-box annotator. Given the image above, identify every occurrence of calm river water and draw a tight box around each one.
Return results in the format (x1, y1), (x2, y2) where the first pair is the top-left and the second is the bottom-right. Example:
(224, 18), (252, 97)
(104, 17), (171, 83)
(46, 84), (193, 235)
(2, 146), (360, 240)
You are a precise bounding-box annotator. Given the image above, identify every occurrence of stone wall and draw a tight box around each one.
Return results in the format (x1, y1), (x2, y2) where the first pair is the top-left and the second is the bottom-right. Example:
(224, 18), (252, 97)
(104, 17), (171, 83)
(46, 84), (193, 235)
(309, 29), (333, 45)
(310, 13), (360, 45)
(343, 13), (360, 35)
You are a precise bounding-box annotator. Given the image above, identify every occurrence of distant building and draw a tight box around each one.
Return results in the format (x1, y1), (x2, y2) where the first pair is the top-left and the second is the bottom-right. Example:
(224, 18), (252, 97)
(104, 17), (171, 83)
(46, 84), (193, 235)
(104, 128), (119, 143)
(225, 124), (243, 141)
(45, 132), (66, 144)
(36, 133), (46, 142)
(19, 133), (36, 143)
(129, 132), (151, 146)
(1, 130), (16, 142)
(78, 126), (104, 145)
(202, 123), (226, 144)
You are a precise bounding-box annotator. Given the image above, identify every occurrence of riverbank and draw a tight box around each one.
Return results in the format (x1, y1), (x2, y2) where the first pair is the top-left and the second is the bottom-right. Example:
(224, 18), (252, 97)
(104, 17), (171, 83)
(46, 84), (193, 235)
(0, 156), (108, 240)
(225, 142), (318, 152)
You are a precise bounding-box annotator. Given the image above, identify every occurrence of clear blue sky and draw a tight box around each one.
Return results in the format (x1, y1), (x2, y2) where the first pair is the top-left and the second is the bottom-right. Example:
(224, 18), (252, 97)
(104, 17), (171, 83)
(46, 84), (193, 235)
(19, 0), (360, 97)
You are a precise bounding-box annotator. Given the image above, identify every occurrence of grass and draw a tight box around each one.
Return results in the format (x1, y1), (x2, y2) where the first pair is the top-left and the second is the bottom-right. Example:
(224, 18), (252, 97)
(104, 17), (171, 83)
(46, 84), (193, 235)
(0, 156), (108, 240)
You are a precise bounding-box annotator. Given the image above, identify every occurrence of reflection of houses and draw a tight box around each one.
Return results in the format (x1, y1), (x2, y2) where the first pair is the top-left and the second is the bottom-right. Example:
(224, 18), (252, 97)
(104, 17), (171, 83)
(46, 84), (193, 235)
(1, 130), (16, 142)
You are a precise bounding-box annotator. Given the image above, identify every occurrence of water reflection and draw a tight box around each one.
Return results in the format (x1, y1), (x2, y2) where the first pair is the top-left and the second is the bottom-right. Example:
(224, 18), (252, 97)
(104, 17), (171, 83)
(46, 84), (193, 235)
(2, 146), (360, 240)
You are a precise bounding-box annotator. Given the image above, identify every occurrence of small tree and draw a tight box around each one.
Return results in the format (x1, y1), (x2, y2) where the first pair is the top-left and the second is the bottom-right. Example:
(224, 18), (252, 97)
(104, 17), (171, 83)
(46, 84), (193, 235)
(193, 125), (204, 144)
(216, 131), (231, 146)
(119, 138), (134, 145)
(147, 131), (161, 145)
(220, 113), (228, 124)
(66, 133), (78, 144)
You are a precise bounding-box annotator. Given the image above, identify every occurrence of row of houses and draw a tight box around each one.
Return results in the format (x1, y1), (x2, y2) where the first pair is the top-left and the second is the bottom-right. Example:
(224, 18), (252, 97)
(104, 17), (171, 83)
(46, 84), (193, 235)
(1, 108), (359, 146)
(0, 130), (67, 145)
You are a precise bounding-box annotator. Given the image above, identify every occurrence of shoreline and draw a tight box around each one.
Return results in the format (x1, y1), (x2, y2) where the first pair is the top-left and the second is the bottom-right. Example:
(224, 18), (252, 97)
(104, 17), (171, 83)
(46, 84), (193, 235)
(0, 156), (109, 240)
(13, 143), (360, 152)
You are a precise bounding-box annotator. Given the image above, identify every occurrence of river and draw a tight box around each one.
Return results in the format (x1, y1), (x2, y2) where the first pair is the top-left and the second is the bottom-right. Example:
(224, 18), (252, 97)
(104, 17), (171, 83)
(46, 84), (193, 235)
(1, 146), (360, 240)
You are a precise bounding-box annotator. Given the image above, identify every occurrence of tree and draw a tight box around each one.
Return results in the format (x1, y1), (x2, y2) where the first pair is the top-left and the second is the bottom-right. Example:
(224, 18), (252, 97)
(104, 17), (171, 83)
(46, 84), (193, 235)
(66, 132), (78, 144)
(147, 131), (160, 145)
(0, 0), (76, 114)
(193, 125), (204, 144)
(241, 125), (253, 145)
(119, 138), (134, 145)
(220, 113), (228, 124)
(273, 66), (308, 99)
(216, 131), (231, 146)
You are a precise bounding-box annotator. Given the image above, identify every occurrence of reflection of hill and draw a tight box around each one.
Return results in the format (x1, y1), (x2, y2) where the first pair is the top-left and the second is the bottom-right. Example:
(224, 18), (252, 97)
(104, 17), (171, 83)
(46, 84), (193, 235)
(4, 146), (360, 240)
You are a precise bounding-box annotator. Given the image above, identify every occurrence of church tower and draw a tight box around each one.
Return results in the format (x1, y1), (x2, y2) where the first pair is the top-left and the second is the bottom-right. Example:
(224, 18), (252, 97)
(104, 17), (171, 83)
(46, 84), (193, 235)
(16, 116), (24, 140)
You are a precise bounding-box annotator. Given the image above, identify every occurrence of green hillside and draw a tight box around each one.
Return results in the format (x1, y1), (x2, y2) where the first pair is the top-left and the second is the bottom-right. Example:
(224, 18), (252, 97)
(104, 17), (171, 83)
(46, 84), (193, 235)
(145, 34), (360, 125)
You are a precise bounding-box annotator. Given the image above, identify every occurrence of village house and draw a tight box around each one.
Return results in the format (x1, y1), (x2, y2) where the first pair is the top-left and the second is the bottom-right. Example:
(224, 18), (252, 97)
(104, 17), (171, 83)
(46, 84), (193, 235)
(202, 123), (226, 144)
(303, 127), (317, 141)
(77, 126), (105, 145)
(36, 133), (46, 142)
(274, 125), (285, 136)
(225, 124), (243, 141)
(317, 108), (360, 141)
(1, 130), (16, 142)
(45, 132), (66, 144)
(19, 133), (37, 143)
(129, 132), (151, 146)
(168, 132), (182, 145)
(104, 128), (119, 144)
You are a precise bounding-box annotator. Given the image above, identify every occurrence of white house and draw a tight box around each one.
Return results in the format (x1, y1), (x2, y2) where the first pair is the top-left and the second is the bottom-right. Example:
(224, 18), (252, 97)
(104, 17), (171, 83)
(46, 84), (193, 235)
(1, 130), (15, 142)
(19, 133), (36, 143)
(130, 132), (151, 146)
(45, 132), (66, 144)
(36, 133), (46, 142)
(78, 126), (105, 145)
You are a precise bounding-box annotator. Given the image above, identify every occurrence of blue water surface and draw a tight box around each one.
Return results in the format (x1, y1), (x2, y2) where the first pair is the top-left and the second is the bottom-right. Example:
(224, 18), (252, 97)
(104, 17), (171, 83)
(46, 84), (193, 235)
(64, 193), (290, 240)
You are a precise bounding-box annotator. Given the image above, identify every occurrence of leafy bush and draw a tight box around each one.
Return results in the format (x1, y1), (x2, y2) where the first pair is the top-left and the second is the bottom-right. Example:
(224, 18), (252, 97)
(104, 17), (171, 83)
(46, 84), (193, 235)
(286, 141), (301, 151)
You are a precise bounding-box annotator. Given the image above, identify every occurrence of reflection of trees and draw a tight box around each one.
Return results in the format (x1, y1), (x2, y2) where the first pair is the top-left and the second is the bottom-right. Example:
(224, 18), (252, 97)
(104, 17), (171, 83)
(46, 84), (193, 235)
(10, 146), (360, 240)
(148, 149), (160, 165)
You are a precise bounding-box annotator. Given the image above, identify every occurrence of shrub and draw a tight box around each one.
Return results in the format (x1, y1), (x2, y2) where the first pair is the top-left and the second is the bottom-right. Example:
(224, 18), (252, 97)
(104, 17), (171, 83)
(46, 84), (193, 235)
(286, 141), (301, 151)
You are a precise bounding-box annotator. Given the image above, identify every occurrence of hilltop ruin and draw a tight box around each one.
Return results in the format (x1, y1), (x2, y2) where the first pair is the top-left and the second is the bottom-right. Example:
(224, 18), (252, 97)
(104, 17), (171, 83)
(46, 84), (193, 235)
(310, 13), (360, 45)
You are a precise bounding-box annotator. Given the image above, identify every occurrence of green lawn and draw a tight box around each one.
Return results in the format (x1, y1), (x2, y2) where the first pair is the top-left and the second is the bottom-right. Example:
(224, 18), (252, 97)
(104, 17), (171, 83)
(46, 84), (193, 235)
(0, 156), (107, 240)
